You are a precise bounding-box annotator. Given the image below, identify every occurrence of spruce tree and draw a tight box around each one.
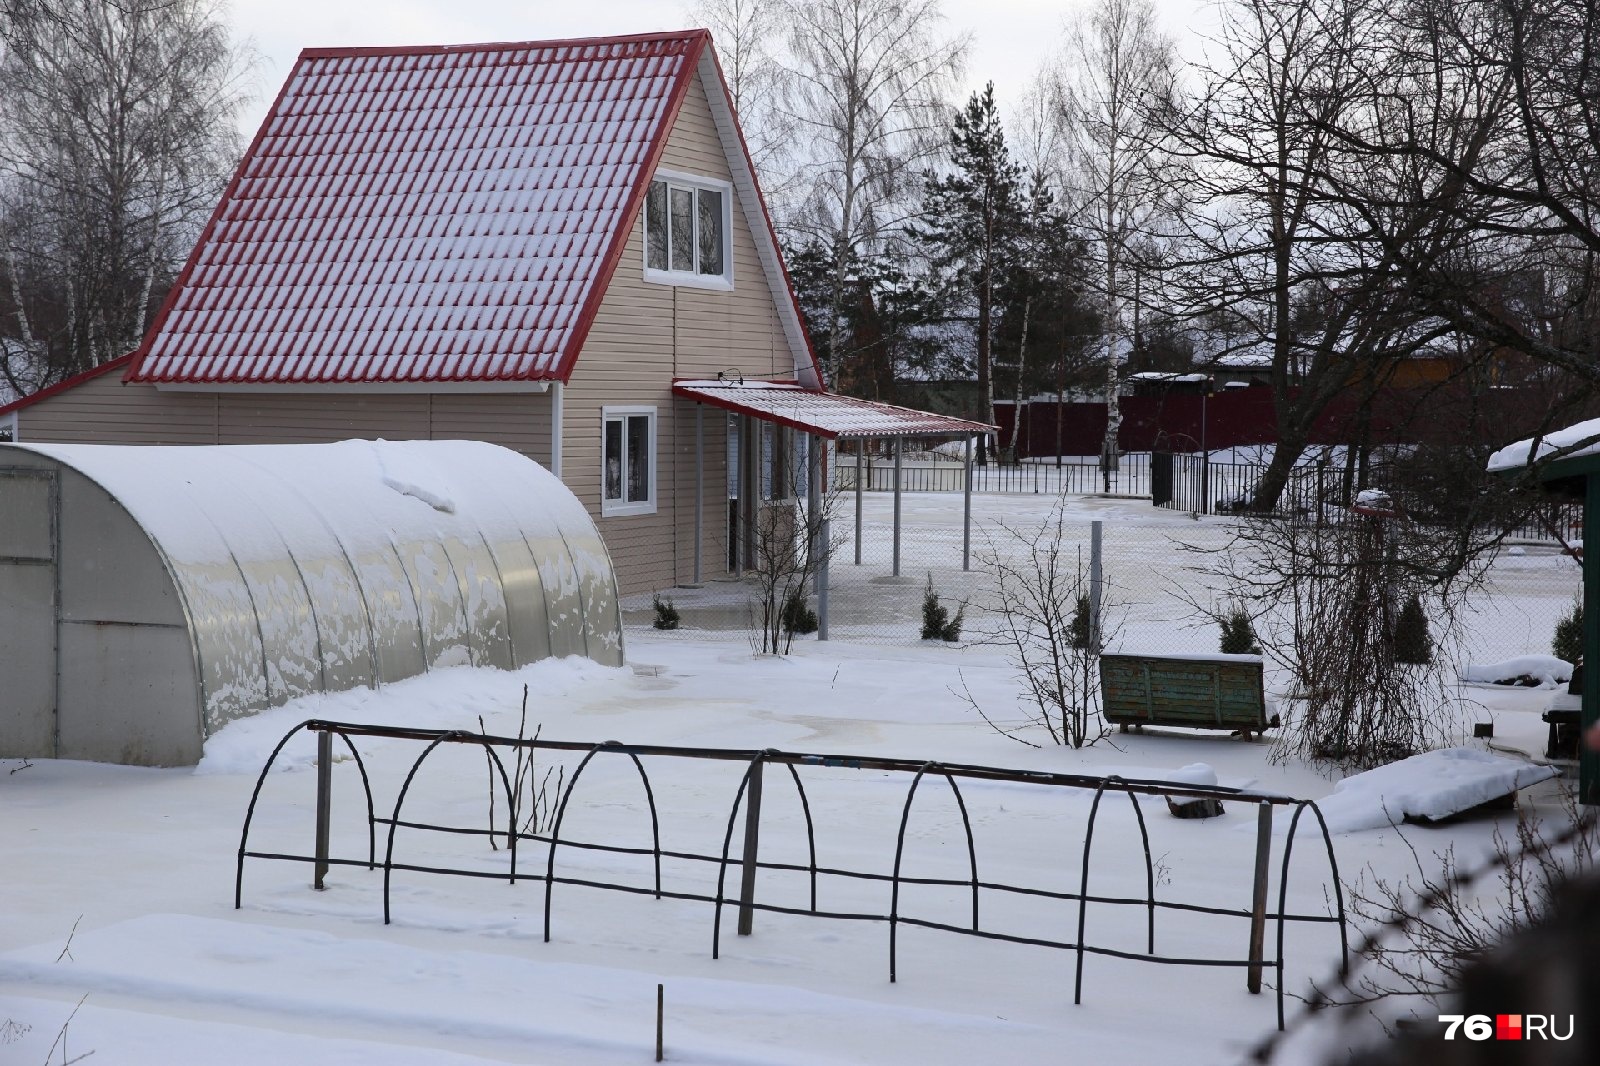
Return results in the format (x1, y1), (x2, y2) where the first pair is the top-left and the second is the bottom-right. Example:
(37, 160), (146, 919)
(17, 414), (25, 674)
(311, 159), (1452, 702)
(1392, 594), (1433, 665)
(911, 84), (1024, 463)
(1554, 598), (1583, 664)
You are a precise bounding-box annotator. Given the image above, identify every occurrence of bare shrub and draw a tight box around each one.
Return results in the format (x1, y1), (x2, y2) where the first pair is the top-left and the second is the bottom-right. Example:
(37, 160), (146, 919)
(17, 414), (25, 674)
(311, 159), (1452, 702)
(965, 496), (1110, 748)
(479, 687), (564, 848)
(1191, 509), (1475, 771)
(743, 438), (841, 655)
(1337, 795), (1597, 1013)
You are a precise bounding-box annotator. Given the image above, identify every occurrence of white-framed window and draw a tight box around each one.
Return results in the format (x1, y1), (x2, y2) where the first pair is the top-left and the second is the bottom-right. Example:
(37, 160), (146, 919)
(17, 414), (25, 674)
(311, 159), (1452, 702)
(643, 170), (732, 289)
(601, 406), (657, 517)
(0, 412), (15, 443)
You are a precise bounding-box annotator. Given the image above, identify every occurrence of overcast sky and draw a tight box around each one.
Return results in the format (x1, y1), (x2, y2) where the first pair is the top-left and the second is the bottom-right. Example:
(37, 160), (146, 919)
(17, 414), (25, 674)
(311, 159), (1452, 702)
(225, 0), (1219, 135)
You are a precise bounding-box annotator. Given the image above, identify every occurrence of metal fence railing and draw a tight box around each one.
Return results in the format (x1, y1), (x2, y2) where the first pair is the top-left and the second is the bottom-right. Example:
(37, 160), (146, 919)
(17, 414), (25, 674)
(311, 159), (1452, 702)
(831, 453), (1152, 497)
(1154, 453), (1583, 545)
(238, 719), (1348, 1031)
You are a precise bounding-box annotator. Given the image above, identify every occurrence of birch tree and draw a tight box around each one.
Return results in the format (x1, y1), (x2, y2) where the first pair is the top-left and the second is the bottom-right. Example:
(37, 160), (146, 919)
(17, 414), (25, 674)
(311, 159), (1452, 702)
(687, 0), (787, 186)
(776, 0), (966, 388)
(0, 0), (252, 391)
(1056, 0), (1176, 486)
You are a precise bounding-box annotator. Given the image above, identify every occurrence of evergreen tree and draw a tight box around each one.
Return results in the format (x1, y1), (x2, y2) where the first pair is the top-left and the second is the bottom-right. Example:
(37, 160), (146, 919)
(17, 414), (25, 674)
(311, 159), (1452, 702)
(785, 239), (947, 402)
(1219, 607), (1260, 655)
(1392, 594), (1433, 666)
(1554, 598), (1583, 665)
(912, 84), (1025, 463)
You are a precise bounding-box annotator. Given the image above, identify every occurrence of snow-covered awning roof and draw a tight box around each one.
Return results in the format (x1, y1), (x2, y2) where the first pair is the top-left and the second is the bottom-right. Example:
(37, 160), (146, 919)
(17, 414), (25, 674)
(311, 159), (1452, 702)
(1487, 417), (1600, 474)
(671, 380), (994, 440)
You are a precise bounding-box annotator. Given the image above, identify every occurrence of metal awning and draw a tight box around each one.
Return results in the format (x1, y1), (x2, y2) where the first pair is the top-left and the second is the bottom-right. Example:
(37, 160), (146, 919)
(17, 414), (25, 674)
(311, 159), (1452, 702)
(674, 377), (991, 605)
(671, 379), (994, 439)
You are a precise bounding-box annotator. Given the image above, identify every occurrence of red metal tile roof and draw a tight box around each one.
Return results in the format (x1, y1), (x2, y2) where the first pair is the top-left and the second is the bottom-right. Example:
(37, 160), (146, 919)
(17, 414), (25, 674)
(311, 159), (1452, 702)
(126, 32), (709, 385)
(672, 380), (995, 439)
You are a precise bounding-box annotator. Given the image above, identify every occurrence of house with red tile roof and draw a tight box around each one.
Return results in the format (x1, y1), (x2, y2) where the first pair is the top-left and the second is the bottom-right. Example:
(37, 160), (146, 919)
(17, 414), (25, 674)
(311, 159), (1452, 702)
(0, 29), (987, 596)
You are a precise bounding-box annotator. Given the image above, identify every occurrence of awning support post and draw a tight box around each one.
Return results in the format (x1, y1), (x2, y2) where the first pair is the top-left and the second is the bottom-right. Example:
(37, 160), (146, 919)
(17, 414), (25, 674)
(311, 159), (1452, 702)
(807, 431), (822, 590)
(694, 403), (704, 585)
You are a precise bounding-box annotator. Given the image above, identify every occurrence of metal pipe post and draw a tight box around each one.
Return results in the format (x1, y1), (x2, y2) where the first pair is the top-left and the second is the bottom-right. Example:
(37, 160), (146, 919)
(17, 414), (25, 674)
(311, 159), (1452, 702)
(1247, 801), (1272, 992)
(314, 728), (332, 890)
(694, 404), (704, 585)
(817, 519), (830, 640)
(1089, 520), (1103, 653)
(807, 433), (822, 591)
(737, 758), (764, 935)
(892, 438), (903, 578)
(963, 435), (974, 571)
(855, 443), (864, 565)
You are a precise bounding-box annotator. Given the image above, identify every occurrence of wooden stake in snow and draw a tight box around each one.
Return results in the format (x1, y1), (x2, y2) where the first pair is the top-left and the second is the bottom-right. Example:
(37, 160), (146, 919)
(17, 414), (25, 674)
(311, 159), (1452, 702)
(656, 983), (664, 1062)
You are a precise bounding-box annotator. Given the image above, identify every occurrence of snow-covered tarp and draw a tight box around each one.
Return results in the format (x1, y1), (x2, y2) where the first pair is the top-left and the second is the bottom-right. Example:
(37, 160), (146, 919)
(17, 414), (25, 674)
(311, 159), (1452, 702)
(1306, 748), (1559, 834)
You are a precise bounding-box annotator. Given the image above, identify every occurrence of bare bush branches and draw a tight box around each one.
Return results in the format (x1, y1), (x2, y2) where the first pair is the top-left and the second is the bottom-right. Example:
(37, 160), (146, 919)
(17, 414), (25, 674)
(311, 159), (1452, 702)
(968, 496), (1109, 747)
(1192, 508), (1478, 771)
(1340, 796), (1598, 1011)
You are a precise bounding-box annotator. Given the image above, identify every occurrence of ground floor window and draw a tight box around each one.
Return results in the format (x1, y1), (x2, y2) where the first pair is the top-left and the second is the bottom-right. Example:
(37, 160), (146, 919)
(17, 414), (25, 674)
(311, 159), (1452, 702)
(601, 406), (656, 516)
(0, 413), (15, 442)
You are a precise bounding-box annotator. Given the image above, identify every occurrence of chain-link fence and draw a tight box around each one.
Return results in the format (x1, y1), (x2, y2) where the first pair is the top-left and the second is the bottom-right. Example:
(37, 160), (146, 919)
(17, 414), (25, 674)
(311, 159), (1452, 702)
(621, 483), (1582, 692)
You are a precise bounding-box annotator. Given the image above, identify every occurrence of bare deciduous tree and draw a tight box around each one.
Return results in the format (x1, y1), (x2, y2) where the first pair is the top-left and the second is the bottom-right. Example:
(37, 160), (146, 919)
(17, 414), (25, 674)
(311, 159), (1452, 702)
(776, 0), (966, 387)
(0, 0), (253, 393)
(1055, 0), (1177, 488)
(687, 0), (787, 183)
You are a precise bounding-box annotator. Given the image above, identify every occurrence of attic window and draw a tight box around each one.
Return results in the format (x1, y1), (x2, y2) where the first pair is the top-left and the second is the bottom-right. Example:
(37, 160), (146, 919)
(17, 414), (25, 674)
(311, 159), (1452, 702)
(644, 173), (731, 289)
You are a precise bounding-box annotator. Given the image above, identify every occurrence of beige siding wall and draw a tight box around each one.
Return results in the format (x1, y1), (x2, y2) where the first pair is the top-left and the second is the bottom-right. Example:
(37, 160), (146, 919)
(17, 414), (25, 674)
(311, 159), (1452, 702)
(18, 373), (220, 445)
(18, 374), (553, 463)
(564, 72), (795, 596)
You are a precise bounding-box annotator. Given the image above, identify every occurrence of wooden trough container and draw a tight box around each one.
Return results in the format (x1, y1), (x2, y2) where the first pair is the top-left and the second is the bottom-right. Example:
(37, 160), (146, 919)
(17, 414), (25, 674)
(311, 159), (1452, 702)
(1101, 652), (1275, 738)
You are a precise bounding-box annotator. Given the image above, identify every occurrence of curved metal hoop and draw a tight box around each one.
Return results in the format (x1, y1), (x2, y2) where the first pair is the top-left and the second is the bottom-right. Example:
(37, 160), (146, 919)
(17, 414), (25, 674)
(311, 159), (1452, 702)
(236, 722), (380, 908)
(888, 763), (980, 983)
(541, 742), (663, 943)
(711, 752), (766, 959)
(236, 719), (317, 909)
(781, 762), (820, 913)
(330, 727), (378, 871)
(1074, 776), (1156, 1005)
(1274, 799), (1348, 1031)
(384, 731), (516, 924)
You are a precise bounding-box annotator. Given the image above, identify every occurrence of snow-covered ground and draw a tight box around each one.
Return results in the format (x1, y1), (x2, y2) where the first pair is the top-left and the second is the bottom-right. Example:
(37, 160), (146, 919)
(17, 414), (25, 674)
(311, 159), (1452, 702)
(3, 492), (1582, 1065)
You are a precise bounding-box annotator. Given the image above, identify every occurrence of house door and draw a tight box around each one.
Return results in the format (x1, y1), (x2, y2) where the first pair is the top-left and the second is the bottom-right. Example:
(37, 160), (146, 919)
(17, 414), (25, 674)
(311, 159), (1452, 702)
(0, 467), (57, 759)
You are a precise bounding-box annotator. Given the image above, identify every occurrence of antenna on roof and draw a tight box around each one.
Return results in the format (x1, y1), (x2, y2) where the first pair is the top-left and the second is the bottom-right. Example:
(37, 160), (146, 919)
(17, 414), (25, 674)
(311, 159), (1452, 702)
(716, 369), (744, 385)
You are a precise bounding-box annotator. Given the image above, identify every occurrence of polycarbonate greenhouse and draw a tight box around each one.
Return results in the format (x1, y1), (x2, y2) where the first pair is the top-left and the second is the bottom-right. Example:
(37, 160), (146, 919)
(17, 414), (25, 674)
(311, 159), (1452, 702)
(0, 440), (623, 766)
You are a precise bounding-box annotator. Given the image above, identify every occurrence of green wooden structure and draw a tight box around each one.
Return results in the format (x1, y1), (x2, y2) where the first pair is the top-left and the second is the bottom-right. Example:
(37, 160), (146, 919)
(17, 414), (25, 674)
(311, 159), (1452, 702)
(1101, 653), (1275, 737)
(1491, 442), (1599, 805)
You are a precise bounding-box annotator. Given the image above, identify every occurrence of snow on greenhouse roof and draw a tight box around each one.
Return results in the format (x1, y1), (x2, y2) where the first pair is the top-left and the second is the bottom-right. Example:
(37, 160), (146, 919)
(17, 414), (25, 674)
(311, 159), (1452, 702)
(1487, 417), (1600, 472)
(672, 380), (995, 439)
(123, 32), (715, 386)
